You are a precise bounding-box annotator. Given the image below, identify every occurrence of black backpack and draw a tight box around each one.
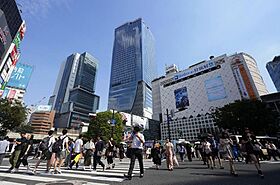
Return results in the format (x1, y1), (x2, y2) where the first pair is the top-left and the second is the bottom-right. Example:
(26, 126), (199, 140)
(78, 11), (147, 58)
(52, 136), (67, 153)
(39, 136), (51, 151)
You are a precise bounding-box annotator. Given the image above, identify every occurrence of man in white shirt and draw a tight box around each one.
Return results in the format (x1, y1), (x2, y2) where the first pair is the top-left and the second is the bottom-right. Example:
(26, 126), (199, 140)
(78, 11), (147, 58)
(124, 125), (145, 180)
(54, 129), (69, 174)
(0, 136), (10, 165)
(69, 135), (83, 169)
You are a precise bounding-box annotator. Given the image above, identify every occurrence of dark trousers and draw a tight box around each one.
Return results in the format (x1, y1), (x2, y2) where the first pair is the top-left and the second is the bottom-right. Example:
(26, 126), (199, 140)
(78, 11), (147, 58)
(107, 156), (113, 164)
(93, 155), (104, 169)
(15, 154), (29, 168)
(128, 148), (144, 176)
(179, 152), (185, 161)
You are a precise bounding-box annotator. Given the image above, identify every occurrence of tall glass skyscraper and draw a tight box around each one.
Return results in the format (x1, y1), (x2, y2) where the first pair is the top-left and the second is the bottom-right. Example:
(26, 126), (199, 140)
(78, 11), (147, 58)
(108, 18), (156, 119)
(49, 52), (100, 128)
(267, 56), (280, 92)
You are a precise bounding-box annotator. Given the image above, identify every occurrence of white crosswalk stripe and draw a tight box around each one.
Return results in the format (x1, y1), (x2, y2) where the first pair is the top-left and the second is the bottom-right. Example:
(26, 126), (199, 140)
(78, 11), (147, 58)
(0, 158), (155, 185)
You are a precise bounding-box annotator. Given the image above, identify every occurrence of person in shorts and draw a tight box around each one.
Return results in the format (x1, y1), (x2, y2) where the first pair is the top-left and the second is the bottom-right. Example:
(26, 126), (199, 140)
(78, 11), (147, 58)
(53, 129), (69, 174)
(33, 130), (55, 174)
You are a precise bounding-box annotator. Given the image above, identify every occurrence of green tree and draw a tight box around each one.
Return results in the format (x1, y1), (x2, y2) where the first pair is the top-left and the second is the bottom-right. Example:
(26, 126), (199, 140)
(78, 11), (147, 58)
(14, 124), (34, 133)
(213, 99), (279, 135)
(86, 111), (124, 143)
(0, 98), (27, 136)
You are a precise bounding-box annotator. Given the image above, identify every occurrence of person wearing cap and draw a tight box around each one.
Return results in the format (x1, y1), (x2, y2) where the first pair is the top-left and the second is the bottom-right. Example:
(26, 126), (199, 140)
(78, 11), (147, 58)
(124, 125), (145, 180)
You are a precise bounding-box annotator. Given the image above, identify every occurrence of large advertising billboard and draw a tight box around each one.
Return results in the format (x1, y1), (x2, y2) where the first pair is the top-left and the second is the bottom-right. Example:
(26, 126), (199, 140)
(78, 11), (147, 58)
(0, 10), (12, 62)
(204, 75), (227, 101)
(7, 63), (33, 89)
(174, 87), (189, 109)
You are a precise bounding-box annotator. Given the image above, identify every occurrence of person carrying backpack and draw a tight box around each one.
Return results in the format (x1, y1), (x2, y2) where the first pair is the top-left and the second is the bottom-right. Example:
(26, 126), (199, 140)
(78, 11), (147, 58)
(33, 130), (56, 174)
(53, 129), (69, 174)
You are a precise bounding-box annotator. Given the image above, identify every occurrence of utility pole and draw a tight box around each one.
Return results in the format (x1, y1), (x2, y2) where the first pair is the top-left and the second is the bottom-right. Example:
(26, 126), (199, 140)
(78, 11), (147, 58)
(166, 109), (171, 140)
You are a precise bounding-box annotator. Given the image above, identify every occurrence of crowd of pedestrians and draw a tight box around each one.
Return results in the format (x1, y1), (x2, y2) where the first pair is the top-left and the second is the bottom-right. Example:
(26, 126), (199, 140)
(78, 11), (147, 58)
(0, 129), (129, 176)
(1, 126), (279, 181)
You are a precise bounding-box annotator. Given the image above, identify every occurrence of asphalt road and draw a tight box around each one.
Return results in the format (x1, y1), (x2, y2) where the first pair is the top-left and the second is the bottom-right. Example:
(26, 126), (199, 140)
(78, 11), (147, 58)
(0, 157), (279, 185)
(113, 159), (280, 185)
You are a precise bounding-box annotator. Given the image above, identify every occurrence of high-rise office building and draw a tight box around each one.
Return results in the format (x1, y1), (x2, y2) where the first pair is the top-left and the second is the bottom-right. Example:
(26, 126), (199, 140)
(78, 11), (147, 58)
(108, 18), (156, 119)
(0, 0), (23, 39)
(267, 56), (280, 92)
(49, 52), (100, 128)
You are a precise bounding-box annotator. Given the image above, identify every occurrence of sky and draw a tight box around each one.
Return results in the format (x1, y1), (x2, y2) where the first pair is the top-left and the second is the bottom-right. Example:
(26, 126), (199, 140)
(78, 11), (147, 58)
(16, 0), (280, 111)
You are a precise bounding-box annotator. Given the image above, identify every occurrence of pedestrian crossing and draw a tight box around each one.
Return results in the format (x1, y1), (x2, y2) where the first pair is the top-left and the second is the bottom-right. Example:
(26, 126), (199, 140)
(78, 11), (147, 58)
(0, 158), (155, 185)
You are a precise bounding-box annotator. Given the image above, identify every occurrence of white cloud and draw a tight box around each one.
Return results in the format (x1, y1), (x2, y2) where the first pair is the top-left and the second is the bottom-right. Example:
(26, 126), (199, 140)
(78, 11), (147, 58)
(16, 0), (71, 19)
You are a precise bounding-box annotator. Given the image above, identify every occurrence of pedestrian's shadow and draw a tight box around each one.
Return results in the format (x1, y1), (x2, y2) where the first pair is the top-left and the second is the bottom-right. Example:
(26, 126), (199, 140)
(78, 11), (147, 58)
(189, 172), (229, 177)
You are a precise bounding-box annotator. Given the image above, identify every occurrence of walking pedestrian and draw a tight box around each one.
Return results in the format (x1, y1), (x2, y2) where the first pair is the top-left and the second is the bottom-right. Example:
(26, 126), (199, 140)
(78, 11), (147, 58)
(0, 136), (10, 165)
(8, 132), (27, 173)
(53, 129), (69, 174)
(209, 136), (223, 168)
(105, 138), (115, 169)
(64, 139), (74, 167)
(151, 142), (162, 169)
(119, 144), (125, 162)
(33, 130), (56, 174)
(15, 134), (34, 173)
(178, 143), (186, 162)
(165, 138), (174, 171)
(202, 138), (214, 169)
(241, 129), (264, 178)
(186, 143), (193, 162)
(124, 125), (145, 180)
(93, 136), (105, 171)
(83, 138), (95, 170)
(68, 135), (83, 169)
(219, 132), (238, 176)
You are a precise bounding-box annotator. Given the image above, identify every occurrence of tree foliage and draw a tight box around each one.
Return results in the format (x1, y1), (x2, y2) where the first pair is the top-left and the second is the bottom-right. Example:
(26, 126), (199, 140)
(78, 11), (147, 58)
(0, 98), (27, 136)
(86, 111), (124, 144)
(213, 100), (279, 135)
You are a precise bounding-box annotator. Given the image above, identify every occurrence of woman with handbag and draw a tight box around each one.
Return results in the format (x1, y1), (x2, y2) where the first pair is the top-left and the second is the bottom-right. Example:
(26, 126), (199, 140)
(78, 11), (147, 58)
(93, 136), (105, 171)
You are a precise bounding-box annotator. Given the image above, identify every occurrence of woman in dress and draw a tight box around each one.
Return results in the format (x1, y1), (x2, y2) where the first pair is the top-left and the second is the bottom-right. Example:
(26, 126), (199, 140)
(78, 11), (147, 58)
(165, 139), (174, 171)
(151, 142), (162, 169)
(219, 132), (238, 176)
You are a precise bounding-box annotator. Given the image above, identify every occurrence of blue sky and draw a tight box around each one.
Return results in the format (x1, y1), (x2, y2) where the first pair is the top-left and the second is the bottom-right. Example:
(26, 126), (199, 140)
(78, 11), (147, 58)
(17, 0), (280, 111)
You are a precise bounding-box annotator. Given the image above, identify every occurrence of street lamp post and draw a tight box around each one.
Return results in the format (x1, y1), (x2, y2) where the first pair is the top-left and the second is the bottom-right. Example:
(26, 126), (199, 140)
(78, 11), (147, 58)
(111, 109), (115, 138)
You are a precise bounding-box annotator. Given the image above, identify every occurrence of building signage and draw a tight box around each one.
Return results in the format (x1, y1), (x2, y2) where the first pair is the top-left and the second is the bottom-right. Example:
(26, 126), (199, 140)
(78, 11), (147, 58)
(174, 60), (216, 81)
(7, 63), (33, 90)
(204, 75), (227, 101)
(36, 105), (52, 112)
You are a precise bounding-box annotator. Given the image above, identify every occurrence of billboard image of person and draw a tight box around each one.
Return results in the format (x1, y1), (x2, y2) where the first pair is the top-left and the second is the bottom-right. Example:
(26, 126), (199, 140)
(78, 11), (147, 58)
(7, 63), (33, 90)
(174, 87), (189, 109)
